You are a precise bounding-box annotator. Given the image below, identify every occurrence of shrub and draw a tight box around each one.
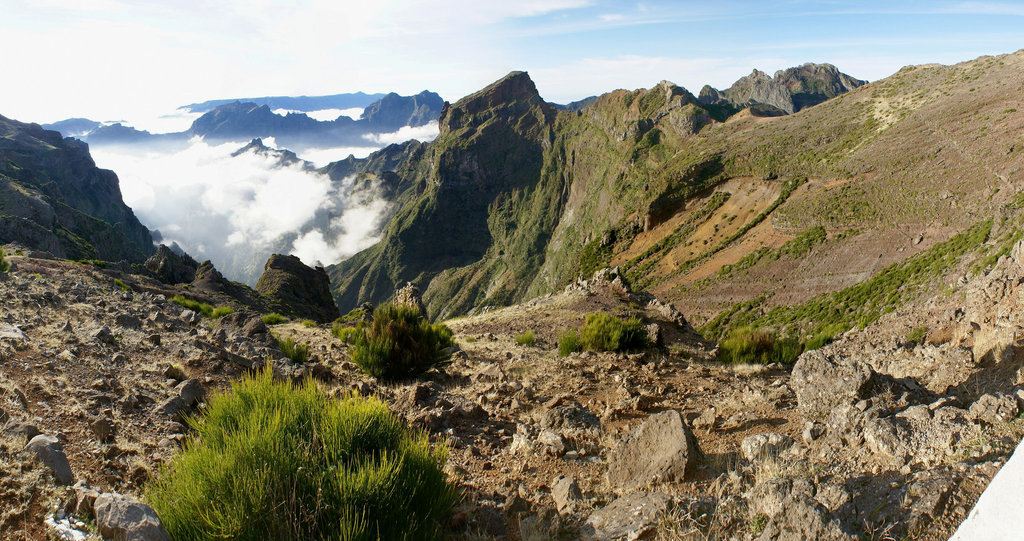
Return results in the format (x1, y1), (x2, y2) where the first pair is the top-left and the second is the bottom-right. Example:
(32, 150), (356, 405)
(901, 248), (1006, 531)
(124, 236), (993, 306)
(145, 369), (459, 540)
(515, 330), (536, 347)
(170, 295), (233, 319)
(113, 278), (131, 292)
(262, 312), (288, 325)
(717, 327), (802, 365)
(331, 323), (358, 344)
(0, 248), (9, 273)
(558, 331), (581, 356)
(276, 336), (310, 364)
(348, 303), (454, 380)
(301, 319), (317, 328)
(906, 326), (928, 345)
(578, 312), (648, 352)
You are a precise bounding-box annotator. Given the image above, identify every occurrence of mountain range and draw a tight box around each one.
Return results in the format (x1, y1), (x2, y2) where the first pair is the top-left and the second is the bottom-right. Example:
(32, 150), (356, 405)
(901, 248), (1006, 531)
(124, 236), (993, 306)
(43, 90), (445, 149)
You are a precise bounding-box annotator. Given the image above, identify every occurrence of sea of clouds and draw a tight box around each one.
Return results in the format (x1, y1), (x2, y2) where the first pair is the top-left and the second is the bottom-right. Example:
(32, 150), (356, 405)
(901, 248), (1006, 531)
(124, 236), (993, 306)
(90, 119), (439, 284)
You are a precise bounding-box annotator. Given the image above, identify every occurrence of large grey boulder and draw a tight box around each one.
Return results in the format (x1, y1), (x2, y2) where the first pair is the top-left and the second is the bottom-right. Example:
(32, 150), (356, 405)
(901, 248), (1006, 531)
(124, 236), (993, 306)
(583, 491), (670, 540)
(24, 434), (74, 485)
(606, 410), (701, 492)
(94, 493), (170, 541)
(791, 349), (873, 421)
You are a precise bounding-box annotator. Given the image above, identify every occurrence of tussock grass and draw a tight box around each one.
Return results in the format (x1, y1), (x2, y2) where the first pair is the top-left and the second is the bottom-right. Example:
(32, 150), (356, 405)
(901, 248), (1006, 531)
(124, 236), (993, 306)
(301, 319), (317, 328)
(717, 327), (801, 365)
(171, 295), (234, 319)
(347, 304), (454, 380)
(515, 330), (536, 347)
(276, 336), (310, 364)
(145, 369), (459, 540)
(113, 278), (131, 292)
(579, 312), (648, 352)
(0, 247), (9, 273)
(558, 331), (581, 356)
(262, 312), (288, 325)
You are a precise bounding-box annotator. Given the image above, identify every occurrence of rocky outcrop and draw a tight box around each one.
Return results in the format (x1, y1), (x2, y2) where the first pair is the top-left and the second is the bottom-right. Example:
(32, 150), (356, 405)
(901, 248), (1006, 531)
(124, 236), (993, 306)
(256, 254), (340, 323)
(791, 348), (874, 421)
(699, 63), (866, 114)
(0, 114), (154, 261)
(361, 90), (444, 131)
(144, 244), (199, 284)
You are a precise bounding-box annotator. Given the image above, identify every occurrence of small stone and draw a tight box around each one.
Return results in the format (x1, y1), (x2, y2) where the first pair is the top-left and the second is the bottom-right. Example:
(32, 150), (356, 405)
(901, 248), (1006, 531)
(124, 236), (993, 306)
(92, 417), (116, 443)
(537, 430), (567, 456)
(162, 365), (186, 381)
(583, 491), (669, 540)
(552, 476), (583, 513)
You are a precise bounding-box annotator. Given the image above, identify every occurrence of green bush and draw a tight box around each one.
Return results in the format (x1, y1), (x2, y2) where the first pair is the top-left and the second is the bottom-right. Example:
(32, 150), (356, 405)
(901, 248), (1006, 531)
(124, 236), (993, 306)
(145, 369), (459, 540)
(0, 248), (9, 273)
(277, 336), (310, 364)
(171, 295), (234, 319)
(262, 312), (288, 325)
(906, 326), (928, 345)
(717, 327), (802, 365)
(301, 319), (317, 328)
(515, 330), (536, 347)
(348, 304), (454, 380)
(331, 322), (358, 344)
(558, 331), (581, 356)
(578, 312), (648, 352)
(113, 278), (131, 292)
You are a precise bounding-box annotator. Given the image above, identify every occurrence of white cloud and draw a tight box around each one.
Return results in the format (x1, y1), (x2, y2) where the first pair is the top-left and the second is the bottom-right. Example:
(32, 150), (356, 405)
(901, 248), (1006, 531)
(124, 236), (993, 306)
(364, 121), (440, 146)
(89, 137), (390, 282)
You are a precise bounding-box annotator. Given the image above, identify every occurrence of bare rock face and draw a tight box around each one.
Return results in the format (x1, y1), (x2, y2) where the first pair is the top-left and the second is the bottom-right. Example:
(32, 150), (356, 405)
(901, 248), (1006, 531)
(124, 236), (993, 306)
(606, 410), (701, 492)
(94, 493), (170, 541)
(25, 434), (74, 485)
(143, 244), (198, 285)
(255, 254), (340, 323)
(791, 348), (874, 421)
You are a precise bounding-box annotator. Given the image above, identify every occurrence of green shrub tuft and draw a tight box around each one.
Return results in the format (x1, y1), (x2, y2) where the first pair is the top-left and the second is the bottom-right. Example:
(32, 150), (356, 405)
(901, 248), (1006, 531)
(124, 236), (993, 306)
(578, 312), (648, 352)
(717, 327), (802, 365)
(515, 330), (536, 347)
(301, 319), (317, 328)
(276, 336), (310, 364)
(348, 304), (454, 380)
(145, 369), (459, 540)
(906, 326), (928, 345)
(0, 248), (9, 273)
(262, 312), (288, 325)
(171, 295), (234, 319)
(558, 331), (581, 356)
(113, 278), (131, 292)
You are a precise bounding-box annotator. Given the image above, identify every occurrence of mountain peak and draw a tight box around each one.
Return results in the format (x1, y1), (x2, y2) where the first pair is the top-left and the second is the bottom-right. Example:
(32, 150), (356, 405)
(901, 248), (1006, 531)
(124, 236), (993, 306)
(439, 71), (552, 134)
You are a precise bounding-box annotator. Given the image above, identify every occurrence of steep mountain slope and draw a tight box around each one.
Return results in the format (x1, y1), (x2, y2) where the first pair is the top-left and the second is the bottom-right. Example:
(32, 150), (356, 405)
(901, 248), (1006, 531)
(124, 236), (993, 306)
(0, 115), (154, 261)
(699, 62), (867, 114)
(327, 52), (1024, 335)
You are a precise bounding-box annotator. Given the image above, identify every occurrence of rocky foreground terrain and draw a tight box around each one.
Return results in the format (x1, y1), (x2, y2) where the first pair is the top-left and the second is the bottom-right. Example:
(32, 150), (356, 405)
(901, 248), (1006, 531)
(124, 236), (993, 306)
(2, 234), (1023, 540)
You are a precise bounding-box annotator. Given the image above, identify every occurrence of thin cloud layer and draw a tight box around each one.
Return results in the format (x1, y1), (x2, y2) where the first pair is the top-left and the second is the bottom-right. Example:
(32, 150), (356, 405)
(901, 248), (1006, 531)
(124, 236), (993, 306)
(364, 121), (439, 146)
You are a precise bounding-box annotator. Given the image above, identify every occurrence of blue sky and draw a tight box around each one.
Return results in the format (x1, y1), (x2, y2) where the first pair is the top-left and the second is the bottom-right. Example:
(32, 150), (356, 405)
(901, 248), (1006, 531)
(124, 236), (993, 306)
(2, 0), (1023, 126)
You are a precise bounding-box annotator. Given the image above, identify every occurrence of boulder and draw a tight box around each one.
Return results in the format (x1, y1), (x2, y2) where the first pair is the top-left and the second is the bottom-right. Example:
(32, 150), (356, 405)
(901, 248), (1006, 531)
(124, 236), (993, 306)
(255, 254), (340, 323)
(94, 493), (170, 541)
(969, 393), (1020, 424)
(606, 410), (701, 492)
(756, 496), (856, 541)
(791, 349), (874, 421)
(583, 491), (670, 540)
(25, 434), (74, 485)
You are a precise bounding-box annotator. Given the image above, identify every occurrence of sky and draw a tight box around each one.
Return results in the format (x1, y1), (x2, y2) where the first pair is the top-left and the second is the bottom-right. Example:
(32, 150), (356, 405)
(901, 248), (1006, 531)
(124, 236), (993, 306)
(3, 0), (1024, 125)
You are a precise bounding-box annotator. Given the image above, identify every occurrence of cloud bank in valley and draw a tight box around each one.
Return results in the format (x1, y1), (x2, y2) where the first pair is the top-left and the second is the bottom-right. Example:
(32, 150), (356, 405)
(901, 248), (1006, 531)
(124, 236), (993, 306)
(91, 137), (390, 283)
(364, 121), (439, 146)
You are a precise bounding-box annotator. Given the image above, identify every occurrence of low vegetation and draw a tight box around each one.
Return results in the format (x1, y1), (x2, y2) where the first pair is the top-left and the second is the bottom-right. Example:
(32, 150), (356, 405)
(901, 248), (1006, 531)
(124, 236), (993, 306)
(145, 369), (459, 540)
(276, 336), (310, 364)
(703, 220), (994, 362)
(345, 303), (455, 380)
(301, 319), (317, 328)
(113, 278), (130, 292)
(170, 295), (234, 319)
(906, 326), (928, 345)
(559, 312), (649, 355)
(716, 327), (801, 365)
(0, 248), (10, 273)
(515, 330), (536, 346)
(261, 312), (288, 325)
